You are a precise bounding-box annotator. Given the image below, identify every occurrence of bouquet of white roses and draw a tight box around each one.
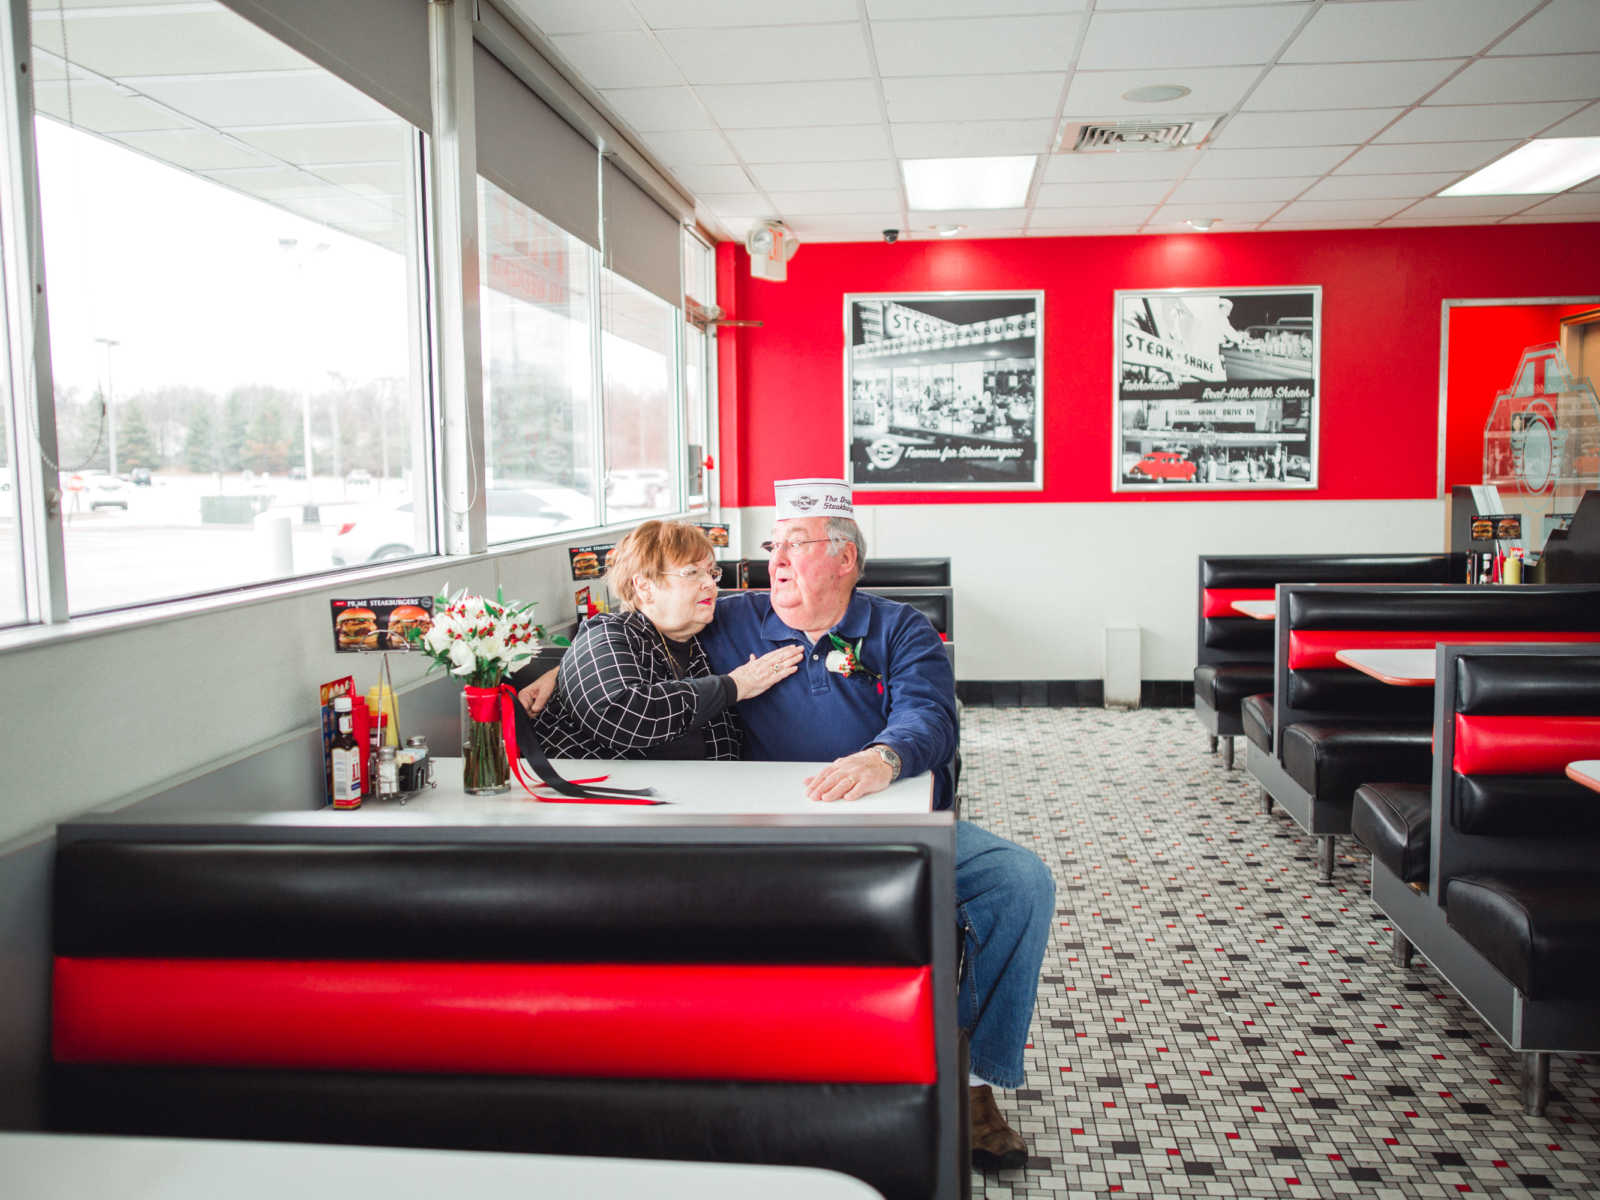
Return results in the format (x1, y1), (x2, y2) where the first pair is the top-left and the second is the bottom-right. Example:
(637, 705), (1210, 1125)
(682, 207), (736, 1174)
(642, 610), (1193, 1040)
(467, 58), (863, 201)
(410, 585), (544, 688)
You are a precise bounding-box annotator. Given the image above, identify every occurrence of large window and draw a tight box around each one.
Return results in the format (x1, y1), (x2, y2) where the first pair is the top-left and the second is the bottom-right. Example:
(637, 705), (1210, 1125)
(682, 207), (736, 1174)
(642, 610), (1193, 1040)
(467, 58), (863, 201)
(30, 1), (425, 607)
(0, 304), (19, 627)
(682, 230), (714, 510)
(479, 179), (597, 541)
(601, 270), (677, 522)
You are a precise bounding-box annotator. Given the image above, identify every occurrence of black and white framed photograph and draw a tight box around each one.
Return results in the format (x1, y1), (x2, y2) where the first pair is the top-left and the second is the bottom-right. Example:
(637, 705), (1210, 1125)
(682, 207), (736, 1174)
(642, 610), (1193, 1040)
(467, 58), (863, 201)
(846, 292), (1043, 490)
(1114, 286), (1320, 491)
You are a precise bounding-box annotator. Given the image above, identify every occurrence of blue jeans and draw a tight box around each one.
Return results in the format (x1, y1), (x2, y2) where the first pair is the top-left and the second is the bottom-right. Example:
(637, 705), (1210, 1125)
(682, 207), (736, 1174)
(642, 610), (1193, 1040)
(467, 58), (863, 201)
(956, 820), (1055, 1090)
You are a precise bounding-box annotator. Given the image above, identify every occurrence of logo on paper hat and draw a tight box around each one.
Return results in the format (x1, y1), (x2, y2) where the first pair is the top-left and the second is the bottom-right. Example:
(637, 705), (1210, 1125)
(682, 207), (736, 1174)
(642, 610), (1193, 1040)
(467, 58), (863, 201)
(774, 477), (854, 521)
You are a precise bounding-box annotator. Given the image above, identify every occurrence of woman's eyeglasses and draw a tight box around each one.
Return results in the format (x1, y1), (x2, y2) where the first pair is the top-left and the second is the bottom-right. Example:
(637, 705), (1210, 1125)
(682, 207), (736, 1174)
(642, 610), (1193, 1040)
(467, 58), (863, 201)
(760, 538), (833, 556)
(665, 565), (723, 584)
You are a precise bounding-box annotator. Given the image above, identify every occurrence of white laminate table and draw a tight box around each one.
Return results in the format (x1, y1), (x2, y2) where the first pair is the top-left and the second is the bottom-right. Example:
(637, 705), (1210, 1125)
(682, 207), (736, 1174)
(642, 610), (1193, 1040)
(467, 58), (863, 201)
(0, 1132), (885, 1200)
(1333, 648), (1437, 686)
(336, 756), (934, 820)
(1567, 760), (1600, 794)
(1231, 599), (1277, 620)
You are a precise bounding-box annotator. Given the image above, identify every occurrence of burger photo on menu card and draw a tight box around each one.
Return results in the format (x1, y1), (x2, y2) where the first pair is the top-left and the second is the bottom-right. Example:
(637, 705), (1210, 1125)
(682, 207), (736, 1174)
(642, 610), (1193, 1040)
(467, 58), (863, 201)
(335, 606), (379, 650)
(571, 550), (600, 578)
(386, 604), (432, 649)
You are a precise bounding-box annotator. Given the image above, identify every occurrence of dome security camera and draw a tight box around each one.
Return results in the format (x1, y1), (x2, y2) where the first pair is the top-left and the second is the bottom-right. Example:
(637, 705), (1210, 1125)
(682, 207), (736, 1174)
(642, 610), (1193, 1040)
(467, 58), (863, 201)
(882, 229), (899, 244)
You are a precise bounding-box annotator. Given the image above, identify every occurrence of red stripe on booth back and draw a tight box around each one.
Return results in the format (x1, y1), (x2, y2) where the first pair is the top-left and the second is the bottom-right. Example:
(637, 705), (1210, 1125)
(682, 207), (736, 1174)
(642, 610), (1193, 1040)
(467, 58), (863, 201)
(1453, 714), (1600, 776)
(1288, 630), (1600, 670)
(52, 959), (935, 1085)
(1201, 588), (1276, 618)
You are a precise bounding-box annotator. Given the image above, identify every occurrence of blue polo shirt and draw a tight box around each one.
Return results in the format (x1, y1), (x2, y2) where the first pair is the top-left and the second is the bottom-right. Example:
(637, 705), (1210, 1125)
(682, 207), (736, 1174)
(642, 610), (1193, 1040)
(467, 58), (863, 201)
(700, 590), (958, 810)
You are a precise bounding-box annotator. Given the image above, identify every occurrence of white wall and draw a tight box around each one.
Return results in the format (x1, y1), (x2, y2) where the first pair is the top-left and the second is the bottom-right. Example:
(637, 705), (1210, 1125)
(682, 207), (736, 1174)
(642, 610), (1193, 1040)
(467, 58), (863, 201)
(736, 499), (1447, 680)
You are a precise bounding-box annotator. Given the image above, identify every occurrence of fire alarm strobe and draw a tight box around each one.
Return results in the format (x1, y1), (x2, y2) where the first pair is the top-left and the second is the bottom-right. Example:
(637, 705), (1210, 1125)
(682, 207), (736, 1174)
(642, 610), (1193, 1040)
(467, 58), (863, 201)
(746, 220), (799, 282)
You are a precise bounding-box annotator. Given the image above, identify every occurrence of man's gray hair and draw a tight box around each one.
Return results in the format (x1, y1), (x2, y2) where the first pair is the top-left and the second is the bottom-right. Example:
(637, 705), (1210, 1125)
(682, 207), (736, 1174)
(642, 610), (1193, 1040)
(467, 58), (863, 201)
(824, 516), (867, 580)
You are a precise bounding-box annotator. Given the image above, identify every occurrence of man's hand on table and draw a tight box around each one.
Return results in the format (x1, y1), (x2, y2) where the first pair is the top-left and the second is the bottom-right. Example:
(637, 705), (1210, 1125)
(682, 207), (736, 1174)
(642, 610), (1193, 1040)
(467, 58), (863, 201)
(804, 748), (894, 803)
(519, 668), (558, 715)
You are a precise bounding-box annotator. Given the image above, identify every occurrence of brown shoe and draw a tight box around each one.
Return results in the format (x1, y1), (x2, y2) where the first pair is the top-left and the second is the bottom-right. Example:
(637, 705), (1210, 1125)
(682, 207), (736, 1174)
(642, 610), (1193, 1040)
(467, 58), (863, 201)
(969, 1084), (1028, 1171)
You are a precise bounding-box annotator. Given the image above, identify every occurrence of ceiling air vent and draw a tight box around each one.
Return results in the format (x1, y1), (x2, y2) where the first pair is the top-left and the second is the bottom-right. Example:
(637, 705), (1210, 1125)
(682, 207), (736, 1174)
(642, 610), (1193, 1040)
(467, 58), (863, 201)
(1058, 119), (1211, 153)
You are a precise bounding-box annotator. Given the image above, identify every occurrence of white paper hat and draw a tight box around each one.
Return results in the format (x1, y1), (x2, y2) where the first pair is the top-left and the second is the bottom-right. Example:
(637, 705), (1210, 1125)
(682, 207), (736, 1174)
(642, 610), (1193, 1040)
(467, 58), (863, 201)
(774, 477), (854, 521)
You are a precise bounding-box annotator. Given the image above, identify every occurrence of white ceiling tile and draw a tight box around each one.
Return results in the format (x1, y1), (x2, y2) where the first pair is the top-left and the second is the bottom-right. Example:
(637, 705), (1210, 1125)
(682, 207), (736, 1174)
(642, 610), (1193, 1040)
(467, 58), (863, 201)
(1273, 197), (1413, 220)
(749, 159), (900, 191)
(1167, 176), (1311, 203)
(1062, 66), (1261, 116)
(1515, 191), (1600, 216)
(30, 10), (309, 77)
(1246, 59), (1463, 110)
(783, 212), (904, 236)
(1399, 194), (1540, 217)
(725, 124), (892, 161)
(1031, 225), (1145, 236)
(1543, 103), (1600, 138)
(1095, 0), (1306, 8)
(136, 72), (392, 128)
(549, 31), (682, 90)
(701, 193), (782, 218)
(1334, 139), (1518, 174)
(698, 80), (882, 128)
(1257, 220), (1379, 229)
(32, 80), (185, 132)
(907, 208), (1029, 228)
(1282, 0), (1539, 63)
(1210, 108), (1406, 149)
(1035, 179), (1176, 205)
(884, 74), (1066, 122)
(1299, 171), (1461, 200)
(111, 128), (270, 172)
(1375, 101), (1585, 143)
(1079, 6), (1306, 71)
(1041, 149), (1202, 182)
(501, 0), (641, 35)
(597, 86), (711, 131)
(637, 129), (738, 165)
(673, 163), (759, 193)
(1502, 211), (1600, 223)
(658, 25), (871, 85)
(1492, 0), (1600, 55)
(1379, 216), (1508, 226)
(869, 0), (1088, 15)
(1024, 205), (1156, 225)
(633, 0), (862, 27)
(1151, 199), (1286, 221)
(769, 188), (904, 213)
(1187, 145), (1352, 178)
(1428, 54), (1600, 105)
(872, 16), (1083, 77)
(704, 212), (755, 238)
(892, 120), (1056, 158)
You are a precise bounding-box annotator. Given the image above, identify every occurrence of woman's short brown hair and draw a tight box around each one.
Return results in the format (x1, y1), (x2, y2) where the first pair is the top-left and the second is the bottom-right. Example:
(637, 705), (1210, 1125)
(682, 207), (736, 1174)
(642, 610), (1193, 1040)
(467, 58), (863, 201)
(606, 520), (716, 612)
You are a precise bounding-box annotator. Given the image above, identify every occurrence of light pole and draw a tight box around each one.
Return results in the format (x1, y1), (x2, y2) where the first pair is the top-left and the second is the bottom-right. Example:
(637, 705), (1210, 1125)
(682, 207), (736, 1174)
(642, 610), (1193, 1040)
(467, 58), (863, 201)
(95, 336), (120, 475)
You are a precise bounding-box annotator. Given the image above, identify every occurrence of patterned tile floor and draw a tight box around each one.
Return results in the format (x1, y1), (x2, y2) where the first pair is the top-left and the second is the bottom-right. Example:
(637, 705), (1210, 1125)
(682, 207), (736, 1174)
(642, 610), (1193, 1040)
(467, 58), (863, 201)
(960, 707), (1600, 1200)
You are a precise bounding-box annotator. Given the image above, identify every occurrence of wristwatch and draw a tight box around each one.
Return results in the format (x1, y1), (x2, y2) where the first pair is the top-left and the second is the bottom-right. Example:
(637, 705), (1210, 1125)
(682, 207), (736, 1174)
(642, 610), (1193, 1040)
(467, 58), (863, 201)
(869, 743), (902, 781)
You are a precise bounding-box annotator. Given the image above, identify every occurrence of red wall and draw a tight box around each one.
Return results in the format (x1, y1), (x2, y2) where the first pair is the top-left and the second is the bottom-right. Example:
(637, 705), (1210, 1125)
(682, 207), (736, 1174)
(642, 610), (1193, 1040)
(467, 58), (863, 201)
(1442, 301), (1596, 491)
(716, 224), (1600, 509)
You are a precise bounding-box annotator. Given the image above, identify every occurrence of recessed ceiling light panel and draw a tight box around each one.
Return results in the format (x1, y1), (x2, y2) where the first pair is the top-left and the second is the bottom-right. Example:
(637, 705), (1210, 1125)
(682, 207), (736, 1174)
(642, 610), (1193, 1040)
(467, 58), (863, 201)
(1440, 137), (1600, 197)
(1123, 84), (1191, 103)
(902, 156), (1037, 210)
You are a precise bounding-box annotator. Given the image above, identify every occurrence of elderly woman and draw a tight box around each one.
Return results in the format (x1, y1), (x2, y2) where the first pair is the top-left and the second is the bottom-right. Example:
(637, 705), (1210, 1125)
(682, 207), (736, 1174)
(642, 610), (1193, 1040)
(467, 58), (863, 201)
(519, 520), (801, 759)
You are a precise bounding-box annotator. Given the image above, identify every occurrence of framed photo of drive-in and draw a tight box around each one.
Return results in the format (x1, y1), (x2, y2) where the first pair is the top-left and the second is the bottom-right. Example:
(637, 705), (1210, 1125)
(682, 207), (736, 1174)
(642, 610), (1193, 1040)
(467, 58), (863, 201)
(1114, 286), (1320, 492)
(846, 291), (1044, 491)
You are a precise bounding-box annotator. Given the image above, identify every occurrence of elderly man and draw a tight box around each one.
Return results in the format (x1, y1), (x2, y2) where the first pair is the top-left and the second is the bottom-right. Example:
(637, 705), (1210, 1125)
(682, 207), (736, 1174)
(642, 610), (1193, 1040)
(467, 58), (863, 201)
(698, 478), (1054, 1172)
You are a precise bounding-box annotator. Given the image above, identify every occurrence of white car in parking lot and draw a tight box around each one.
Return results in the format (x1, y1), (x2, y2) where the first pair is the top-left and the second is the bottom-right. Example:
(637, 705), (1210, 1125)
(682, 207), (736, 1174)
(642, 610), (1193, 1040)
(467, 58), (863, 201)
(328, 486), (590, 565)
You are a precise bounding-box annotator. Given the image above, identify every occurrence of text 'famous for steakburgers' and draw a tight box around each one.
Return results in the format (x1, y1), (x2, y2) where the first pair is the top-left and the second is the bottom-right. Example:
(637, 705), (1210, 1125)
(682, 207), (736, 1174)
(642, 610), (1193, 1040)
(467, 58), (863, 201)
(336, 606), (379, 649)
(386, 604), (432, 648)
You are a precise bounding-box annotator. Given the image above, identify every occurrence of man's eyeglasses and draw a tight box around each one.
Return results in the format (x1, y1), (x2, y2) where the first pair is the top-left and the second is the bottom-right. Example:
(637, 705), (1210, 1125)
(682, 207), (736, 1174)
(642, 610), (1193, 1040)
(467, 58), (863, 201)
(761, 538), (833, 556)
(665, 565), (723, 584)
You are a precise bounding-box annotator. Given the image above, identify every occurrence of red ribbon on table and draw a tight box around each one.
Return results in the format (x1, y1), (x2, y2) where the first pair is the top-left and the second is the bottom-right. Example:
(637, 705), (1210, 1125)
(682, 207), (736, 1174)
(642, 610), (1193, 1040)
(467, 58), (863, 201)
(471, 683), (661, 805)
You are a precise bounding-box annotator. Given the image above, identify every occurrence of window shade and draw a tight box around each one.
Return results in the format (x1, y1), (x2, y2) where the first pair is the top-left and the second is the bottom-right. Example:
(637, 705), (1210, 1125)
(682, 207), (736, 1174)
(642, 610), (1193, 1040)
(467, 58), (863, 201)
(472, 44), (600, 249)
(603, 161), (681, 307)
(221, 0), (431, 133)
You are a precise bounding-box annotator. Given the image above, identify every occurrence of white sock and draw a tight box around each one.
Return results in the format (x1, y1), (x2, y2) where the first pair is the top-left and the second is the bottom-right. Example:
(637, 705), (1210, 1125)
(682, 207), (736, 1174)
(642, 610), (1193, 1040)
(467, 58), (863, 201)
(968, 1073), (993, 1087)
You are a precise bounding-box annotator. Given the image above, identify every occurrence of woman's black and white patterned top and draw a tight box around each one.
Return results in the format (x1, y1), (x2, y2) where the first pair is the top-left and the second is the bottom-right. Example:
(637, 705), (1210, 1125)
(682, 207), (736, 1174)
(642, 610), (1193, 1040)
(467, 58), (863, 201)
(528, 610), (740, 760)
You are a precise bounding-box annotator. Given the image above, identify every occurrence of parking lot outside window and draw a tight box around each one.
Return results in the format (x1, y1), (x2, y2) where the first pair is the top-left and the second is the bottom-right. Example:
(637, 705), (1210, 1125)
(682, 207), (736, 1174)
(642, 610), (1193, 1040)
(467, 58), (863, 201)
(601, 270), (677, 522)
(477, 179), (597, 542)
(0, 342), (20, 627)
(30, 1), (426, 608)
(682, 229), (713, 511)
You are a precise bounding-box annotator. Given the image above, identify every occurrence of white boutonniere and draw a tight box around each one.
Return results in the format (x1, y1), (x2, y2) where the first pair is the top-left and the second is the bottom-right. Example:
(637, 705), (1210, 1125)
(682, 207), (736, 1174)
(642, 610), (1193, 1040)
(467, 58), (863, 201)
(824, 633), (885, 695)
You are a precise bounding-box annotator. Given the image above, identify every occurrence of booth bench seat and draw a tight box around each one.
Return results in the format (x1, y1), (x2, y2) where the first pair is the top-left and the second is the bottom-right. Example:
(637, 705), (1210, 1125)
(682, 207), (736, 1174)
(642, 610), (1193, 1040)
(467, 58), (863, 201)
(49, 820), (964, 1200)
(1354, 644), (1600, 1116)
